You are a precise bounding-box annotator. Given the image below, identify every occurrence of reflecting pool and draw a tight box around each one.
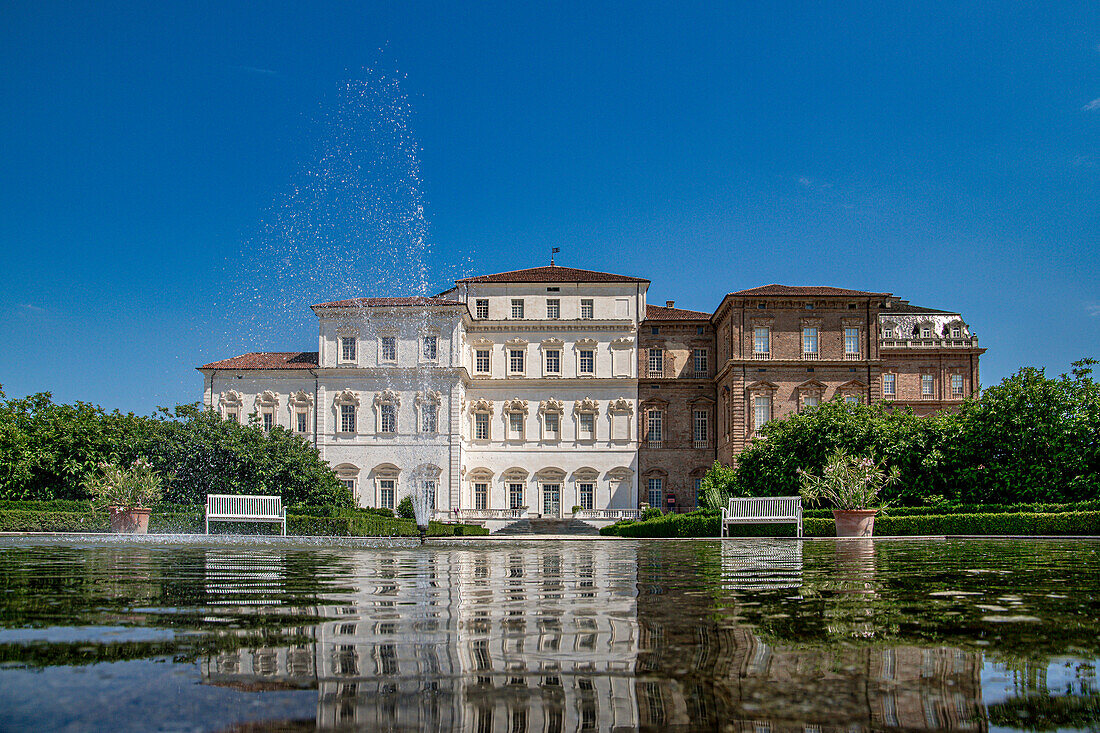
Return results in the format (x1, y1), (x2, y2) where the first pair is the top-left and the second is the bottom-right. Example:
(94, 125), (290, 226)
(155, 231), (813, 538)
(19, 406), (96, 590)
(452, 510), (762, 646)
(1, 537), (1098, 731)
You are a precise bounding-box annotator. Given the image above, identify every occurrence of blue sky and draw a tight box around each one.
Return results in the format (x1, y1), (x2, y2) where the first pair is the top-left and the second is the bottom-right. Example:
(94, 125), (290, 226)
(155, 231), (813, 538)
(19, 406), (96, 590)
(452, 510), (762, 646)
(1, 2), (1098, 414)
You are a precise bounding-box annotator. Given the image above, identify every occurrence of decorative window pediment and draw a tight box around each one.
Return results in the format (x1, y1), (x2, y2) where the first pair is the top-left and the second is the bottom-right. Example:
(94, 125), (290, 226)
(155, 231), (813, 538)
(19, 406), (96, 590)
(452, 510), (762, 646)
(289, 390), (314, 407)
(470, 337), (494, 348)
(413, 463), (443, 478)
(256, 390), (279, 408)
(573, 397), (599, 414)
(334, 462), (360, 478)
(502, 466), (530, 480)
(415, 390), (442, 406)
(468, 398), (494, 414)
(796, 379), (827, 393)
(540, 337), (564, 348)
(374, 389), (400, 407)
(503, 397), (529, 415)
(608, 398), (634, 414)
(333, 389), (360, 406)
(642, 467), (668, 478)
(610, 336), (634, 348)
(746, 380), (779, 394)
(574, 337), (598, 349)
(800, 316), (824, 328)
(534, 466), (566, 481)
(504, 337), (528, 347)
(538, 398), (564, 415)
(686, 394), (715, 406)
(573, 466), (599, 481)
(467, 467), (494, 481)
(219, 390), (243, 408)
(640, 397), (669, 409)
(335, 325), (360, 337)
(749, 316), (775, 328)
(838, 379), (866, 391)
(607, 466), (634, 481)
(371, 463), (400, 479)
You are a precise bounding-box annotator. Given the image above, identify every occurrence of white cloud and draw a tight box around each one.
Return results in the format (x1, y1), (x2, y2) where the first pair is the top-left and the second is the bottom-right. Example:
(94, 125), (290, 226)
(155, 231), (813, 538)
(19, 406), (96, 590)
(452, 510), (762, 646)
(1083, 98), (1100, 111)
(232, 65), (277, 76)
(17, 303), (45, 313)
(1087, 302), (1100, 317)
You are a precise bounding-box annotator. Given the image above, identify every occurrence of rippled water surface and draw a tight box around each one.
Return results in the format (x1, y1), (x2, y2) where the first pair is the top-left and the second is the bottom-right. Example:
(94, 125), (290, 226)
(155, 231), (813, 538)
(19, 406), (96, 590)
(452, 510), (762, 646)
(0, 537), (1098, 732)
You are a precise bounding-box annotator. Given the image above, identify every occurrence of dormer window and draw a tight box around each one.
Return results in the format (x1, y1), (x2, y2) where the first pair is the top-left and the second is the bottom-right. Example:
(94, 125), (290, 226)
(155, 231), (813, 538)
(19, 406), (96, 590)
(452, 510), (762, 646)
(951, 326), (961, 338)
(340, 336), (357, 363)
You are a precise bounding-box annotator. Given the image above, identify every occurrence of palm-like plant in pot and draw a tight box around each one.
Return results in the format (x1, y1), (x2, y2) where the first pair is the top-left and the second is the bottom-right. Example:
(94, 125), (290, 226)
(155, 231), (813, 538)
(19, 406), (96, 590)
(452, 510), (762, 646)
(798, 449), (899, 537)
(86, 459), (163, 534)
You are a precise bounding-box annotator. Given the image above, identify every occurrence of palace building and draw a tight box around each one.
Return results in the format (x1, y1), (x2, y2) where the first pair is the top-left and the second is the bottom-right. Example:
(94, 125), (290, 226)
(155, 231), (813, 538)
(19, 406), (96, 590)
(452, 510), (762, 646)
(198, 265), (984, 524)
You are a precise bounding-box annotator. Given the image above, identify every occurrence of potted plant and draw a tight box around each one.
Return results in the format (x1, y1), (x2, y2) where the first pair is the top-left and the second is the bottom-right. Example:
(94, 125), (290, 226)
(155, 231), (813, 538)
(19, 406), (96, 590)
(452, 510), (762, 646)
(86, 459), (163, 534)
(798, 449), (898, 537)
(571, 505), (583, 517)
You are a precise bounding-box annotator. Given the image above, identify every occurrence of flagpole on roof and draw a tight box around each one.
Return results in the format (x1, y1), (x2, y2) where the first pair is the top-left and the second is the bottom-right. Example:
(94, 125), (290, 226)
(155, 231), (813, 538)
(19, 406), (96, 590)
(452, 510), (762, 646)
(551, 247), (560, 266)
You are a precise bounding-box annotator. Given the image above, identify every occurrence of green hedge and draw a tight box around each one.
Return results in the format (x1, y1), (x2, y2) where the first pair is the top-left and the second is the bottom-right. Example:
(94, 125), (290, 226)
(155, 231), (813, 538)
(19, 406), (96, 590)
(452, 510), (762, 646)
(0, 510), (108, 532)
(601, 510), (1100, 538)
(801, 499), (1100, 519)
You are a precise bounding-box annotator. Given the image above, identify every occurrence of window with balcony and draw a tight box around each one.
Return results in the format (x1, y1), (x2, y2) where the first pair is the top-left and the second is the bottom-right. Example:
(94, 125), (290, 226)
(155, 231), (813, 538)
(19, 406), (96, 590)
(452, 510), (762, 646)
(475, 349), (490, 374)
(647, 478), (663, 508)
(340, 336), (357, 363)
(544, 349), (561, 376)
(509, 483), (524, 510)
(754, 327), (770, 358)
(802, 328), (819, 359)
(380, 404), (397, 433)
(511, 299), (524, 319)
(381, 336), (397, 362)
(693, 410), (708, 448)
(648, 348), (664, 377)
(580, 299), (594, 319)
(578, 349), (595, 376)
(474, 412), (490, 440)
(422, 336), (438, 361)
(693, 348), (708, 375)
(546, 299), (560, 319)
(951, 374), (964, 395)
(340, 404), (357, 434)
(647, 410), (663, 448)
(883, 373), (897, 398)
(921, 374), (934, 397)
(509, 348), (525, 375)
(844, 328), (860, 359)
(474, 482), (488, 510)
(475, 299), (489, 319)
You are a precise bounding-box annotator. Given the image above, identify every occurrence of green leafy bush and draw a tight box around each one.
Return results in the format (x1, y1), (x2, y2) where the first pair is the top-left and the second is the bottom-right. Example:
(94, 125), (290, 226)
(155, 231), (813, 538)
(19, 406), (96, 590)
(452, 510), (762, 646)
(0, 510), (108, 532)
(396, 496), (415, 519)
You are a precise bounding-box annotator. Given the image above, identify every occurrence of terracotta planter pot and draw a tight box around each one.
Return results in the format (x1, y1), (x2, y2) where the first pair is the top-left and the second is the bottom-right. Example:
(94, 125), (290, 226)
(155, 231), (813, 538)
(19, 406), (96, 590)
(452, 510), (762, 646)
(832, 509), (878, 538)
(108, 506), (152, 534)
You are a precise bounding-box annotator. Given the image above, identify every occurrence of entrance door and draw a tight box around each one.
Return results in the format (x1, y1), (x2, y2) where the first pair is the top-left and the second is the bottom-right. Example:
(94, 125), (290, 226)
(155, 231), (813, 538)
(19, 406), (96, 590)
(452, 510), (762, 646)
(542, 484), (561, 517)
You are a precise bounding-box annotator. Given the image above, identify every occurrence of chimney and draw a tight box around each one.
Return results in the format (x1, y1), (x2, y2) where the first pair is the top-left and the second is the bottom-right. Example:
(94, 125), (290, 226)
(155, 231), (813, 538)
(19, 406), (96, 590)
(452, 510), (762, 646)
(665, 300), (675, 308)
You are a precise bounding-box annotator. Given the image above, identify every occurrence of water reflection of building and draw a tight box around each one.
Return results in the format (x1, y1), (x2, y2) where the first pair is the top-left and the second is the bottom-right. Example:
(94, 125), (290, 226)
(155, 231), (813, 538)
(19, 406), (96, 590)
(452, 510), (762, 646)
(635, 542), (987, 732)
(199, 546), (639, 731)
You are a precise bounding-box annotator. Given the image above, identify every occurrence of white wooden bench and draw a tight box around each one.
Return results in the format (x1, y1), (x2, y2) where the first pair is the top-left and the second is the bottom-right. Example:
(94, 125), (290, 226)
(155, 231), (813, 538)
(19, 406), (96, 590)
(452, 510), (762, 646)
(205, 494), (286, 535)
(721, 496), (802, 538)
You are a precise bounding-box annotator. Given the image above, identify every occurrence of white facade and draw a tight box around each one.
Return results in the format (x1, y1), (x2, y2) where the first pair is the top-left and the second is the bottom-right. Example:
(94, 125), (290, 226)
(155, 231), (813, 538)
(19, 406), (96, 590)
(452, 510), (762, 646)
(199, 268), (647, 521)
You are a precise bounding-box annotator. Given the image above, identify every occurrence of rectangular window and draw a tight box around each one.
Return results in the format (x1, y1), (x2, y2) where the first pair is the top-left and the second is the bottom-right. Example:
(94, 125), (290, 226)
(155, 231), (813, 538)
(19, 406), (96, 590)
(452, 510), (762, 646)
(844, 395), (859, 404)
(340, 404), (356, 433)
(340, 478), (355, 494)
(379, 480), (395, 510)
(578, 413), (595, 440)
(951, 374), (964, 395)
(474, 412), (490, 440)
(578, 349), (595, 375)
(648, 348), (664, 377)
(883, 373), (897, 397)
(475, 299), (489, 319)
(474, 482), (488, 511)
(647, 410), (663, 447)
(296, 411), (308, 433)
(509, 483), (524, 510)
(508, 412), (524, 440)
(754, 395), (771, 430)
(546, 299), (560, 319)
(340, 336), (357, 362)
(580, 299), (594, 319)
(695, 477), (703, 506)
(951, 327), (961, 338)
(544, 349), (561, 375)
(921, 326), (932, 338)
(226, 409), (240, 424)
(922, 374), (934, 397)
(422, 336), (438, 360)
(693, 410), (708, 447)
(802, 327), (819, 356)
(754, 327), (770, 355)
(803, 395), (820, 410)
(544, 412), (560, 440)
(647, 478), (663, 508)
(845, 327), (860, 356)
(578, 483), (594, 511)
(882, 326), (895, 339)
(509, 348), (525, 374)
(511, 299), (524, 319)
(423, 480), (437, 511)
(475, 349), (490, 373)
(422, 405), (437, 433)
(381, 336), (397, 362)
(693, 348), (708, 375)
(380, 404), (396, 433)
(262, 412), (273, 431)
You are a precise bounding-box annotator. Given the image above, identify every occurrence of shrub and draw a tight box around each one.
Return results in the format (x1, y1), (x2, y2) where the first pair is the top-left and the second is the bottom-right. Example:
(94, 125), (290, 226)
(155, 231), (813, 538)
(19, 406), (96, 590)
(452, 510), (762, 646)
(0, 510), (108, 533)
(798, 449), (898, 510)
(396, 497), (415, 519)
(84, 459), (163, 510)
(640, 507), (663, 521)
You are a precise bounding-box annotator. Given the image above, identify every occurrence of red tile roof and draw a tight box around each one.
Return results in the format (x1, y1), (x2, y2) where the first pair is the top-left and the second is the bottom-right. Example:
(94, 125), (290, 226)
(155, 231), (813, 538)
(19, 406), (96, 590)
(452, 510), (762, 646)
(198, 352), (319, 370)
(456, 265), (648, 284)
(726, 284), (889, 297)
(311, 295), (462, 308)
(645, 304), (712, 321)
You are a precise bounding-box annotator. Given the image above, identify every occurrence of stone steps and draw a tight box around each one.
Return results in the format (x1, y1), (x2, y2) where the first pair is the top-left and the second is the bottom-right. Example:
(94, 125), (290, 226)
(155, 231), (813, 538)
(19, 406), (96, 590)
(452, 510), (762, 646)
(492, 518), (601, 536)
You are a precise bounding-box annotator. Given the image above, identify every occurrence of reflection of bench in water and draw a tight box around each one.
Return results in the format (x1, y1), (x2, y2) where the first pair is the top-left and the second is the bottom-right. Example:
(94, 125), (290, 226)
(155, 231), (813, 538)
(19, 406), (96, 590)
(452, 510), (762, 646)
(720, 540), (803, 591)
(204, 550), (285, 606)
